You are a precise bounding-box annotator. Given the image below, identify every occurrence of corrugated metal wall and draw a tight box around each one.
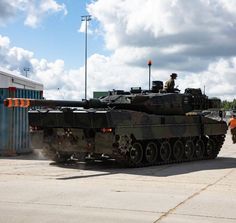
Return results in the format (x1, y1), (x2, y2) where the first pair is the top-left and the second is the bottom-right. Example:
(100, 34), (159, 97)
(0, 88), (42, 155)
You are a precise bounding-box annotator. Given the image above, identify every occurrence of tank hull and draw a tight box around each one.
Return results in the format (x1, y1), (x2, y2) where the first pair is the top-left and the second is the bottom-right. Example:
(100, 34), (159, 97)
(29, 109), (227, 167)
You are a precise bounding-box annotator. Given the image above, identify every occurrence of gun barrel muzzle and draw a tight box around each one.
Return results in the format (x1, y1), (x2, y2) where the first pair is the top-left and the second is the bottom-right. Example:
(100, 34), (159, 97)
(4, 98), (31, 108)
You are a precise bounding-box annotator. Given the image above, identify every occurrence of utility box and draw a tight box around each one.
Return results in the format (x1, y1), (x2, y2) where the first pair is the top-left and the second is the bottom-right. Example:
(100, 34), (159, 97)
(0, 68), (43, 156)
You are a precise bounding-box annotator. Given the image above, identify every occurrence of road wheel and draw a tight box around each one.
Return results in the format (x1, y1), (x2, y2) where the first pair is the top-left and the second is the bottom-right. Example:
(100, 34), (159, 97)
(184, 139), (195, 160)
(195, 139), (205, 159)
(129, 142), (143, 166)
(160, 141), (171, 162)
(205, 138), (215, 158)
(145, 142), (158, 164)
(173, 139), (184, 161)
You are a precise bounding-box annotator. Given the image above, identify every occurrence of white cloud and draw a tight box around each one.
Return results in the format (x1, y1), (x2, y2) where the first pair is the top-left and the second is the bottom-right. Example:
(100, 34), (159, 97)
(1, 0), (236, 101)
(218, 0), (236, 14)
(25, 0), (67, 28)
(0, 0), (67, 28)
(8, 47), (34, 61)
(88, 0), (236, 71)
(0, 35), (10, 48)
(85, 0), (236, 100)
(40, 0), (67, 15)
(0, 32), (236, 101)
(0, 35), (32, 71)
(0, 34), (147, 100)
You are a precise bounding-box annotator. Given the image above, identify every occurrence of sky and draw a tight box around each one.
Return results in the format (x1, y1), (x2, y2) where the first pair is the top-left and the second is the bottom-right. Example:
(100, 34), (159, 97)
(0, 0), (236, 100)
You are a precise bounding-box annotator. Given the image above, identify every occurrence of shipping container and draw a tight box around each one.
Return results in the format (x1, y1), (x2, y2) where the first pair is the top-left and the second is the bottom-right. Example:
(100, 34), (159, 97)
(0, 68), (43, 155)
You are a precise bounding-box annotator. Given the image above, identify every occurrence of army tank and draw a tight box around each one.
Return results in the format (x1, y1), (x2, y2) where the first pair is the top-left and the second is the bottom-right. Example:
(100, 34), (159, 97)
(4, 81), (227, 167)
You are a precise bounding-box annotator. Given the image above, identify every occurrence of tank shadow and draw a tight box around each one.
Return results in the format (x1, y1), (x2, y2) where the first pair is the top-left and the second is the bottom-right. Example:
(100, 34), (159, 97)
(55, 156), (236, 180)
(1, 149), (235, 179)
(0, 149), (47, 161)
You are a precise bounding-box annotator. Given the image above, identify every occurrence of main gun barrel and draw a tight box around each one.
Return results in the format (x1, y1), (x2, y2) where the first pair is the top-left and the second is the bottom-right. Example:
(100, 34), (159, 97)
(4, 98), (107, 108)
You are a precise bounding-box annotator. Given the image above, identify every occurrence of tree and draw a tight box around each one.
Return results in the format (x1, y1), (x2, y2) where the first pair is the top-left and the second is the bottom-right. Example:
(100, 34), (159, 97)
(221, 99), (236, 110)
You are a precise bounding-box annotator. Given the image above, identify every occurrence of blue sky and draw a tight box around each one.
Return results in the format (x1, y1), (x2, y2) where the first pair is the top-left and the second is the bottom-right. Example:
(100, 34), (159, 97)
(0, 0), (236, 100)
(0, 0), (107, 70)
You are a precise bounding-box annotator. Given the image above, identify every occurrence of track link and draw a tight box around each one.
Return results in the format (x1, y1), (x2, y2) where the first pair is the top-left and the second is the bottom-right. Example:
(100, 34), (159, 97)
(114, 135), (226, 168)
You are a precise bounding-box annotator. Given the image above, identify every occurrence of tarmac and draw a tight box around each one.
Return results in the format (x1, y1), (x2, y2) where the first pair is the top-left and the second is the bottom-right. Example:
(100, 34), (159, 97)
(0, 132), (236, 223)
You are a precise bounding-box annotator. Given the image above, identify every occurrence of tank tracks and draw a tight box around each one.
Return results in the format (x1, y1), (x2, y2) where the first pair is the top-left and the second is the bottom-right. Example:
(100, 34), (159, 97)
(114, 135), (226, 167)
(42, 134), (225, 168)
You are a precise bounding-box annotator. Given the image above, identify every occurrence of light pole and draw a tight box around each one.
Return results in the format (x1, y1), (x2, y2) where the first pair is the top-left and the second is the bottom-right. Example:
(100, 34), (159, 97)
(23, 67), (30, 77)
(81, 15), (91, 100)
(147, 60), (152, 91)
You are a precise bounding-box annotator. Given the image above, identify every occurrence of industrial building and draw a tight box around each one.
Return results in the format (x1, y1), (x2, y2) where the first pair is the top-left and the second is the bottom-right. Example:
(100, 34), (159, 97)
(0, 68), (43, 155)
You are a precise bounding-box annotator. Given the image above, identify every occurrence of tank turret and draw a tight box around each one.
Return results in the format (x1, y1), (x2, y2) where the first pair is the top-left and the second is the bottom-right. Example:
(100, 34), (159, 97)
(4, 81), (221, 115)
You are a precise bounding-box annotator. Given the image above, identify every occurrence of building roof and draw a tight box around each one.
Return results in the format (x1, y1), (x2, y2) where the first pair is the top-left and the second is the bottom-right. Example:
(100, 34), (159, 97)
(0, 67), (43, 90)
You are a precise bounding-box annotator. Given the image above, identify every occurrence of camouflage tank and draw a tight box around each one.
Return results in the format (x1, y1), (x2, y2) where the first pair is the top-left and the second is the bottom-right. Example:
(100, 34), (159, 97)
(4, 81), (227, 167)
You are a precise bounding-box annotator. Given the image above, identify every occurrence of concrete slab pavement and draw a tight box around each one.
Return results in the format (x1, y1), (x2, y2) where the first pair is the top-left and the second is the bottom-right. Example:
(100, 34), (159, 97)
(0, 133), (236, 223)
